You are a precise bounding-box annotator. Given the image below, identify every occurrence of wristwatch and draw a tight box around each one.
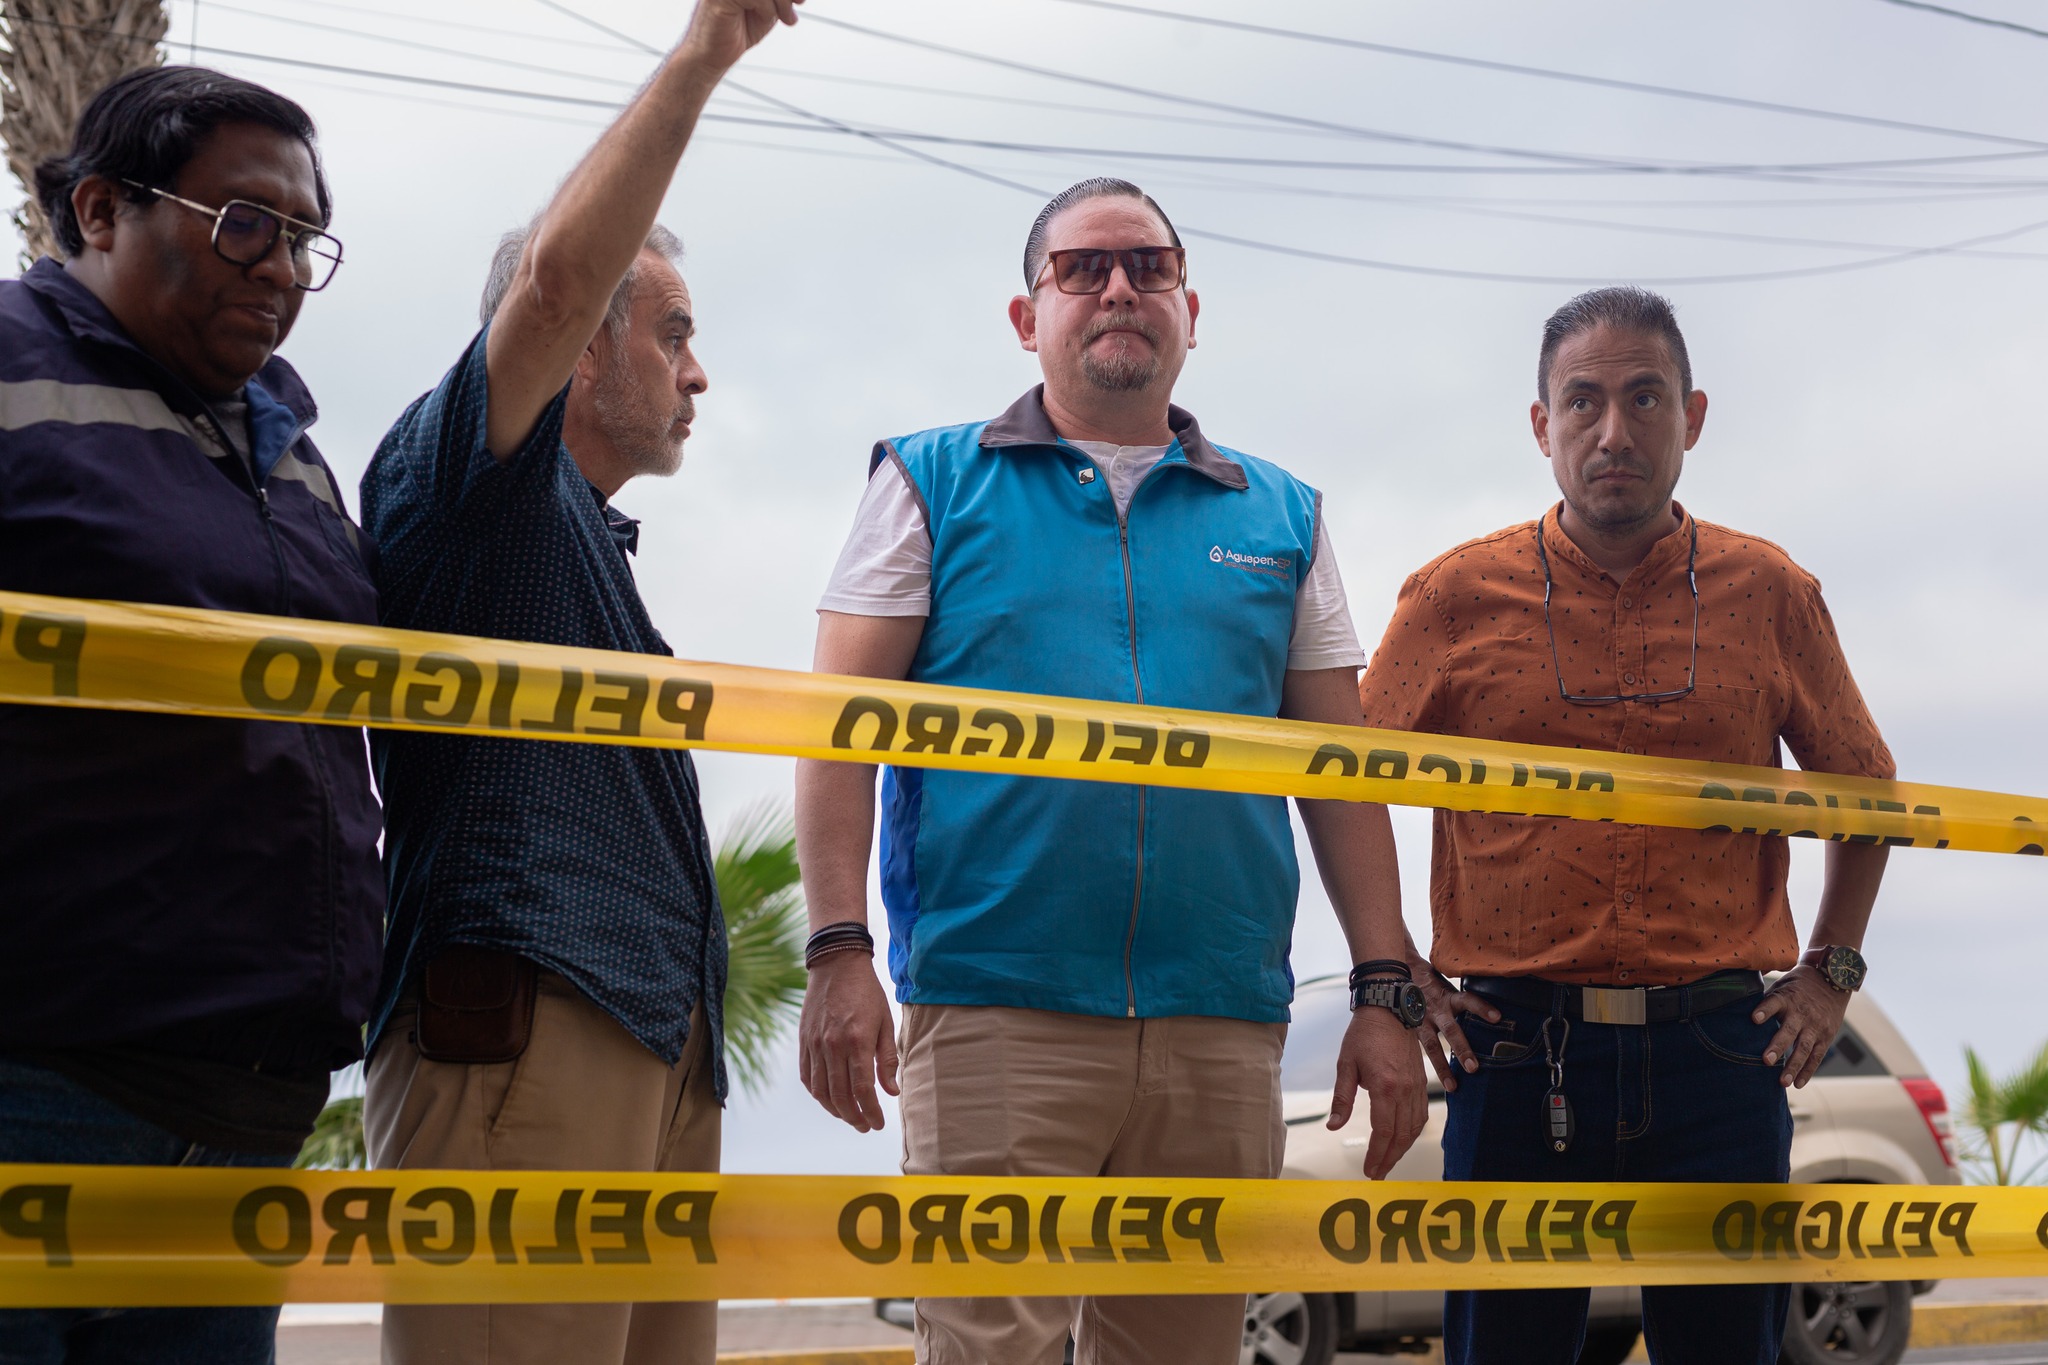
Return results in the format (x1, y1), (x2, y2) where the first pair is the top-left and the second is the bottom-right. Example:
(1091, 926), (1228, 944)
(1800, 945), (1868, 993)
(1351, 978), (1429, 1029)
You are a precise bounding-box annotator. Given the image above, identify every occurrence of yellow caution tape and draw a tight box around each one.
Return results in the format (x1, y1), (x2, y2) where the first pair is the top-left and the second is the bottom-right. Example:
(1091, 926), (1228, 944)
(0, 1166), (2040, 1306)
(1, 589), (2044, 853)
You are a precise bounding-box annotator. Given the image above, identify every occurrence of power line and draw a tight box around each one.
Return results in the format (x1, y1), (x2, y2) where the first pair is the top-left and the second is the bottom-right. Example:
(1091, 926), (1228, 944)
(43, 13), (2048, 186)
(50, 6), (2048, 286)
(799, 11), (1830, 178)
(190, 0), (637, 89)
(1870, 0), (2048, 40)
(255, 0), (645, 54)
(1045, 0), (2048, 151)
(529, 0), (1051, 198)
(528, 0), (2048, 286)
(1173, 210), (2048, 286)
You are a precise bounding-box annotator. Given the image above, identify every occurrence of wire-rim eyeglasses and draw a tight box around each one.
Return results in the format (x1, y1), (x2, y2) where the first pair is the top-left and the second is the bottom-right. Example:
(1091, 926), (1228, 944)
(120, 180), (344, 292)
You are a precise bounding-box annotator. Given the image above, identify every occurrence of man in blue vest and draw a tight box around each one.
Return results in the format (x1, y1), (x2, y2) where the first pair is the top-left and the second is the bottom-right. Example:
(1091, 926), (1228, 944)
(795, 178), (1428, 1365)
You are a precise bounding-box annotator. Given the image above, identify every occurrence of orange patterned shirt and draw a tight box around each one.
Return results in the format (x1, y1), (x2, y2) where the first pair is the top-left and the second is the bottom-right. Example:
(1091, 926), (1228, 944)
(1358, 504), (1894, 987)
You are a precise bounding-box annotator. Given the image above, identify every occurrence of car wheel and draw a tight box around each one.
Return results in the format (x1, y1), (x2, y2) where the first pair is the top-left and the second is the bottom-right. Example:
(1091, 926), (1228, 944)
(1780, 1280), (1912, 1365)
(1240, 1291), (1338, 1365)
(1578, 1323), (1641, 1365)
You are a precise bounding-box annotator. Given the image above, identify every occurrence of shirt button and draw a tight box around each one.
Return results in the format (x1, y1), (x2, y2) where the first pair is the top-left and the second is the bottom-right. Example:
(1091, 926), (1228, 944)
(1618, 971), (1632, 981)
(1621, 597), (1633, 609)
(1623, 746), (1637, 754)
(1623, 672), (1636, 685)
(1623, 890), (1636, 903)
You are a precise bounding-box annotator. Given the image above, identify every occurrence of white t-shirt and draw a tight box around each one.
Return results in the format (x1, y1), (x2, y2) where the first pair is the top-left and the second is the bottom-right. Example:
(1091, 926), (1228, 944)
(818, 442), (1367, 671)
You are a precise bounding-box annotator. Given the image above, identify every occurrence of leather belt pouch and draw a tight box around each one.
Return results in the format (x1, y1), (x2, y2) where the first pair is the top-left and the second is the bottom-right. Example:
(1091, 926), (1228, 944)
(415, 945), (538, 1064)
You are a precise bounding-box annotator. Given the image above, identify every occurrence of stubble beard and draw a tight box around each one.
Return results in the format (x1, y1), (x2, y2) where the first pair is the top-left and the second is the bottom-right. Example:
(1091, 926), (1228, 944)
(593, 352), (691, 479)
(1078, 312), (1161, 393)
(1565, 455), (1683, 539)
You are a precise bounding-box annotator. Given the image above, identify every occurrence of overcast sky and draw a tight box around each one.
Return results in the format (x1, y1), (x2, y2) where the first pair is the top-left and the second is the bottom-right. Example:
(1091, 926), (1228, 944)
(8, 0), (2048, 1176)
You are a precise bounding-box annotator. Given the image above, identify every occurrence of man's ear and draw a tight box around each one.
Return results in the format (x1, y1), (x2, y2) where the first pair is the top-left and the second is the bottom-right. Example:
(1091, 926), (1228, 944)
(572, 332), (605, 390)
(69, 176), (127, 254)
(1008, 293), (1039, 353)
(1682, 388), (1709, 450)
(1185, 287), (1200, 348)
(1531, 400), (1553, 459)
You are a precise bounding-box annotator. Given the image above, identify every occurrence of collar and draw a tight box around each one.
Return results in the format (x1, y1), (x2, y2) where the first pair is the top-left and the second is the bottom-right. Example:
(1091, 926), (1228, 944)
(22, 255), (320, 427)
(979, 385), (1248, 490)
(585, 480), (641, 556)
(1537, 500), (1696, 585)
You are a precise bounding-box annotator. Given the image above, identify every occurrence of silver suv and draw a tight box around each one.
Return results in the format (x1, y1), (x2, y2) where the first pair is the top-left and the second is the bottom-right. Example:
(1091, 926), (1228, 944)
(1252, 975), (1960, 1365)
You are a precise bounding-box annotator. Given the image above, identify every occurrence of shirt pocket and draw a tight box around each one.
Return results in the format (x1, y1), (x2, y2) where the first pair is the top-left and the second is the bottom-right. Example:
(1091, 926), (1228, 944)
(1633, 681), (1774, 764)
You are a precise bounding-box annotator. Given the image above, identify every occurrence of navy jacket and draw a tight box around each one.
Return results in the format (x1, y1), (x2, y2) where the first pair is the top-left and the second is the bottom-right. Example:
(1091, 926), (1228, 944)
(0, 259), (384, 1067)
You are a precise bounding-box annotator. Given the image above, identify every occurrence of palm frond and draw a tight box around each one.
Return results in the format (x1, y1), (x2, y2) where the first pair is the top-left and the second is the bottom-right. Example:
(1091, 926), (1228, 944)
(1, 0), (169, 264)
(714, 799), (808, 1095)
(1997, 1039), (2048, 1133)
(294, 1095), (366, 1170)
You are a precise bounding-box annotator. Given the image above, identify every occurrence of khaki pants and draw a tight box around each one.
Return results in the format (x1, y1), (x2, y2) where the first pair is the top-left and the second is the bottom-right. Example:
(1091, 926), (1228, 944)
(365, 972), (721, 1365)
(899, 1004), (1285, 1365)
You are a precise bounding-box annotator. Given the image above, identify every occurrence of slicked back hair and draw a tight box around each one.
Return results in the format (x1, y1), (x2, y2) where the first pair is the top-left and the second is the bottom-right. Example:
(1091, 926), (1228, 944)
(1022, 177), (1183, 288)
(34, 65), (331, 260)
(1537, 286), (1692, 403)
(480, 222), (684, 342)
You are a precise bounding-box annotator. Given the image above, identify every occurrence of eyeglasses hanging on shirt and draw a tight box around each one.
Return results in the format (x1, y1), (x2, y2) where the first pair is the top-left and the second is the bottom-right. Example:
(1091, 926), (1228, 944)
(1534, 514), (1699, 706)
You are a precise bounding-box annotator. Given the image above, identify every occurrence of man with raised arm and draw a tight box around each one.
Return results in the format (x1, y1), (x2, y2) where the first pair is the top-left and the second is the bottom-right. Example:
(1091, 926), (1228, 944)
(1361, 286), (1894, 1365)
(796, 177), (1429, 1365)
(357, 4), (800, 1362)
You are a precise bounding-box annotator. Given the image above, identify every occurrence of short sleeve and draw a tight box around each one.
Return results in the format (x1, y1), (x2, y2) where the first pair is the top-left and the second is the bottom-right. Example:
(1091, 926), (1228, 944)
(1286, 519), (1367, 671)
(816, 458), (933, 616)
(1357, 569), (1452, 734)
(1778, 577), (1896, 779)
(368, 324), (569, 516)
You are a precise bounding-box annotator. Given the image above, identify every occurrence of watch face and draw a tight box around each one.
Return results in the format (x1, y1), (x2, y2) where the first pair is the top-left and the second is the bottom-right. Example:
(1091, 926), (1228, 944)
(1824, 946), (1867, 992)
(1397, 983), (1429, 1029)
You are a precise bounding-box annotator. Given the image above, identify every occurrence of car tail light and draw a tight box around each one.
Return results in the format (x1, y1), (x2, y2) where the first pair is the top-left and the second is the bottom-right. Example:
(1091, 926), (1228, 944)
(1901, 1077), (1956, 1168)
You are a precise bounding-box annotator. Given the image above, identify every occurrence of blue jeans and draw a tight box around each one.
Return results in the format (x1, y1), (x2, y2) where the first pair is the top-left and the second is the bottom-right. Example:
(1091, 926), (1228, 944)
(1442, 986), (1794, 1365)
(0, 1059), (293, 1365)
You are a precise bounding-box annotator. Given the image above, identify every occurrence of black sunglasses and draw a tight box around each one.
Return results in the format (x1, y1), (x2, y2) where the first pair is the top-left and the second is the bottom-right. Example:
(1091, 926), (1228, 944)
(1535, 514), (1699, 706)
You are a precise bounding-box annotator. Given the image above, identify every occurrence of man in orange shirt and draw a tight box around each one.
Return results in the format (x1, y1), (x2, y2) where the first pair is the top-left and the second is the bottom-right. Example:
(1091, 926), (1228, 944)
(1360, 286), (1893, 1365)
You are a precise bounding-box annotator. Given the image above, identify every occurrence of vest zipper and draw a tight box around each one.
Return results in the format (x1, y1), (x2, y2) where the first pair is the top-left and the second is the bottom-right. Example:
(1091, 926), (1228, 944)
(1116, 508), (1146, 1019)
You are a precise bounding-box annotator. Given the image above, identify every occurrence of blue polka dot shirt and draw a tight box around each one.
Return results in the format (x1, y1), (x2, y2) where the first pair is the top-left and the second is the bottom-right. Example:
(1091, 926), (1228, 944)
(359, 328), (725, 1097)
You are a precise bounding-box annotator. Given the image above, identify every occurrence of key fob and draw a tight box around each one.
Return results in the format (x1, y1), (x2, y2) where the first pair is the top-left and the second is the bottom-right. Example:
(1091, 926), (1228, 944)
(1544, 1087), (1574, 1154)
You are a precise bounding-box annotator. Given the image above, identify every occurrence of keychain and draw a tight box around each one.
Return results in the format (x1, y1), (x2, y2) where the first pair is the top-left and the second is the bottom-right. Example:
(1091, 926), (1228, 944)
(1540, 1015), (1574, 1154)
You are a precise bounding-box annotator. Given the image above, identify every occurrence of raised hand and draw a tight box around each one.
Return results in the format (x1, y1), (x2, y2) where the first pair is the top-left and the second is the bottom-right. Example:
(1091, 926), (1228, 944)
(676, 0), (802, 75)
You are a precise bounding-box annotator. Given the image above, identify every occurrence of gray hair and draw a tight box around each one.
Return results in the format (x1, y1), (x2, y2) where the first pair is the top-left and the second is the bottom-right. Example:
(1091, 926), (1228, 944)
(1022, 177), (1182, 288)
(480, 221), (685, 340)
(1537, 285), (1692, 402)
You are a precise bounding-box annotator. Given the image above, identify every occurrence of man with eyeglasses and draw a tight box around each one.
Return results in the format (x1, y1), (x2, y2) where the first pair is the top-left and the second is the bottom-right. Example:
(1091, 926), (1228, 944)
(796, 176), (1428, 1365)
(1358, 286), (1894, 1365)
(0, 67), (380, 1362)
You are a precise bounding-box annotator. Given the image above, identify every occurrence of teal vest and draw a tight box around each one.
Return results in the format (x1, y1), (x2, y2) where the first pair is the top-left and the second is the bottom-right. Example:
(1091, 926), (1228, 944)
(878, 388), (1320, 1022)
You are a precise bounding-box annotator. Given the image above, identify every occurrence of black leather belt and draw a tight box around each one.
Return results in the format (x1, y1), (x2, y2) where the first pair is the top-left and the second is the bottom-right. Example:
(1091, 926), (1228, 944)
(1463, 970), (1764, 1026)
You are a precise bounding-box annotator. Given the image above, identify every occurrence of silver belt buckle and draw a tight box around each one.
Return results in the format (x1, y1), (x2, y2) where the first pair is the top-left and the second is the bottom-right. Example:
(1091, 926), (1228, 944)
(1581, 986), (1648, 1026)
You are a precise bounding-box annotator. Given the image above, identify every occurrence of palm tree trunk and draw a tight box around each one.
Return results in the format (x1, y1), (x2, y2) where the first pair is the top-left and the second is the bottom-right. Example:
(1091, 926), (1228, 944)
(1, 0), (168, 265)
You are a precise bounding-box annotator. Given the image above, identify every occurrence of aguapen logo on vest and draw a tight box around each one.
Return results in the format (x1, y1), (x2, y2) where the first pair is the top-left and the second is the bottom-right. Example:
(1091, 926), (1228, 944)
(1208, 545), (1293, 580)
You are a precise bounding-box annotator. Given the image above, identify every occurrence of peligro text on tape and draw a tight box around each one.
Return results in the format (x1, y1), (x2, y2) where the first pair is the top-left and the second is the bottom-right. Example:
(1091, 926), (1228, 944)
(2, 589), (2044, 853)
(0, 1166), (2041, 1307)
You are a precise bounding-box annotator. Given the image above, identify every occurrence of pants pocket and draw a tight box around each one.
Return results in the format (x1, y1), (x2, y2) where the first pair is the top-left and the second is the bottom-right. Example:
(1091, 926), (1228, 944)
(1686, 997), (1776, 1067)
(1458, 1011), (1541, 1069)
